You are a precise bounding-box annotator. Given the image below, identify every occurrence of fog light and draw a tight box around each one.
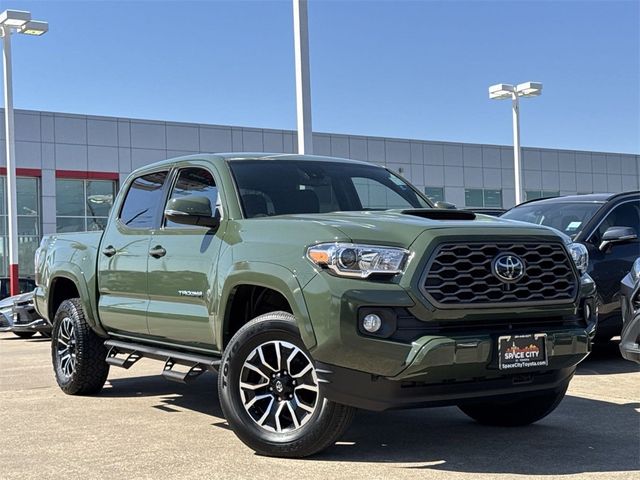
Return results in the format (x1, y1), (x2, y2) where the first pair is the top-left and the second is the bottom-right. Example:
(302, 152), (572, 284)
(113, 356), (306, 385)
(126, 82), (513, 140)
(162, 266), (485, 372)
(362, 313), (382, 333)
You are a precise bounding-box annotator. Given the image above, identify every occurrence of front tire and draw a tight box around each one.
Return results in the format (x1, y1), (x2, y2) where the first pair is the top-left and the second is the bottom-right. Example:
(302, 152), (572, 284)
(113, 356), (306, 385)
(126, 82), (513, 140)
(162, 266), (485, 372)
(218, 311), (355, 458)
(458, 383), (569, 427)
(51, 298), (109, 395)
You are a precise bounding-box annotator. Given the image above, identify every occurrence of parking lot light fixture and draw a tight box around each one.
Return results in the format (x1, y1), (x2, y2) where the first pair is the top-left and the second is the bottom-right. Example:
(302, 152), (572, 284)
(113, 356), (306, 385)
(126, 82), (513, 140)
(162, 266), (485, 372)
(1, 9), (48, 296)
(0, 10), (31, 28)
(489, 81), (543, 205)
(20, 20), (48, 36)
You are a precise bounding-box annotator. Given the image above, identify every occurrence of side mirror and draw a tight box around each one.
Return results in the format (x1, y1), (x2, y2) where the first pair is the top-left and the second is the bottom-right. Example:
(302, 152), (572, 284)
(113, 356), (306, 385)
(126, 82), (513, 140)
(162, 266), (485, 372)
(599, 226), (638, 251)
(164, 196), (219, 229)
(435, 201), (457, 210)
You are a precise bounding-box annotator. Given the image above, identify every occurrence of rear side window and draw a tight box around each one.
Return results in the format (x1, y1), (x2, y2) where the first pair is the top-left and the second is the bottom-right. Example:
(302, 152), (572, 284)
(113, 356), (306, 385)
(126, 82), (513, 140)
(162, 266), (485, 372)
(119, 171), (168, 229)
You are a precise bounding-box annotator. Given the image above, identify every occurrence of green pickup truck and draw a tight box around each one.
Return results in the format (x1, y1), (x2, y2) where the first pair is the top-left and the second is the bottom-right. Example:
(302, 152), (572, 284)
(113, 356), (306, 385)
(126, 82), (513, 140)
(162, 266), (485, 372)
(34, 153), (597, 458)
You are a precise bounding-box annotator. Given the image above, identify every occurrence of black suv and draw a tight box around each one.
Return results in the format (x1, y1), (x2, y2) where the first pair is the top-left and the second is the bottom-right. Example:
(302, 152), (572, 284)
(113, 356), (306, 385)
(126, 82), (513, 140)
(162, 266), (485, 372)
(502, 191), (640, 341)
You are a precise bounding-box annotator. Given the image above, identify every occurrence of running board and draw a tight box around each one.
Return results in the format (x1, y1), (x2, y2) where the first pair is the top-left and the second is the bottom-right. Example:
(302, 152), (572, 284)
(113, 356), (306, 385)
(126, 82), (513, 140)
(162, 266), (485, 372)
(104, 339), (221, 384)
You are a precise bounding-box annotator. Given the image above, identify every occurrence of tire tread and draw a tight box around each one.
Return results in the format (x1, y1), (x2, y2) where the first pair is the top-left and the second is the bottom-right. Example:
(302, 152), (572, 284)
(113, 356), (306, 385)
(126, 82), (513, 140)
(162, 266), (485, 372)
(52, 298), (109, 395)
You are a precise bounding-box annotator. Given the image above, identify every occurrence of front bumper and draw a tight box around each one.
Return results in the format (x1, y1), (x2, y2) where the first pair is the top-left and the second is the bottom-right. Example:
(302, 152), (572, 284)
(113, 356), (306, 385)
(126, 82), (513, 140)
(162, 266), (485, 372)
(7, 303), (51, 334)
(303, 271), (595, 410)
(317, 363), (576, 411)
(9, 317), (51, 333)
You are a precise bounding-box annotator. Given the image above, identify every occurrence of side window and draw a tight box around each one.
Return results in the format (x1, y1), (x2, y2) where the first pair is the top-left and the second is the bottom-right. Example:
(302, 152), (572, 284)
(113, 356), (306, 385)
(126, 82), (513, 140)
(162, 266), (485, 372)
(594, 202), (640, 243)
(119, 171), (168, 229)
(165, 168), (219, 228)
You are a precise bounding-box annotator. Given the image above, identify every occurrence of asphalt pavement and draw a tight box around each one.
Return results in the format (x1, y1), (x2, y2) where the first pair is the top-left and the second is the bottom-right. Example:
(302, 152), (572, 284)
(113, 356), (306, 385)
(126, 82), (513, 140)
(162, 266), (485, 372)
(0, 332), (638, 480)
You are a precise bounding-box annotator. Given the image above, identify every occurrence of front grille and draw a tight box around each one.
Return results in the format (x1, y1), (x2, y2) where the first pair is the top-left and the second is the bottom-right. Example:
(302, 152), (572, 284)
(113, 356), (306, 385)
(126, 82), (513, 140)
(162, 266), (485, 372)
(422, 242), (578, 307)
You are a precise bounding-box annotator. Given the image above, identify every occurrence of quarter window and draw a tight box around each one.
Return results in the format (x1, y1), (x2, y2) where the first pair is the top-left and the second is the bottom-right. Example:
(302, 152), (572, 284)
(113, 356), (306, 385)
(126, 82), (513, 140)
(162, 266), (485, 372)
(119, 171), (168, 229)
(165, 168), (219, 228)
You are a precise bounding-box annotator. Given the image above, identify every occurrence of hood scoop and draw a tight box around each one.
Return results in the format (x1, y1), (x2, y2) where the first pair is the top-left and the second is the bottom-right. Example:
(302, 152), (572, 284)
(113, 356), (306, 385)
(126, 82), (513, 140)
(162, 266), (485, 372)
(401, 209), (476, 221)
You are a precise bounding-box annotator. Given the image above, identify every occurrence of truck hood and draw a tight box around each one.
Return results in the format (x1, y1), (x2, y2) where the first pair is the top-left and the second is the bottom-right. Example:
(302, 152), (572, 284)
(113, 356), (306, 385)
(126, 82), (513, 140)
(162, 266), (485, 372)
(274, 209), (556, 247)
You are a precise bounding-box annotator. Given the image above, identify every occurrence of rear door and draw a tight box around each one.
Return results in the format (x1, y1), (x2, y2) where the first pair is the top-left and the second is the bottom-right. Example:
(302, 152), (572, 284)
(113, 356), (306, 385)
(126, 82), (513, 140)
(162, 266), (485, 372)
(97, 169), (170, 335)
(146, 164), (225, 349)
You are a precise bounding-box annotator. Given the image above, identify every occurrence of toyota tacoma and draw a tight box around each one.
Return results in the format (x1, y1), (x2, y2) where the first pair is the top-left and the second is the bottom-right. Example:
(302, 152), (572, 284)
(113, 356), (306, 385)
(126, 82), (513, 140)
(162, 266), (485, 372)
(34, 153), (597, 457)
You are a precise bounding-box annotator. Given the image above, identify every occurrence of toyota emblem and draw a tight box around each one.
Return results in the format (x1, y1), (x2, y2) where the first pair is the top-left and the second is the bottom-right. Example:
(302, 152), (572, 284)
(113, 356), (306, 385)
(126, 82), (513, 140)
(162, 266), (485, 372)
(492, 254), (525, 282)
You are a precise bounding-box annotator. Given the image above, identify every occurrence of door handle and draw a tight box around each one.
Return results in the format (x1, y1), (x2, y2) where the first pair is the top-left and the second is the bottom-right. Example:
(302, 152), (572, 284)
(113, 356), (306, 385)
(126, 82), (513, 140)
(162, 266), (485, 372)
(102, 245), (116, 257)
(149, 245), (167, 258)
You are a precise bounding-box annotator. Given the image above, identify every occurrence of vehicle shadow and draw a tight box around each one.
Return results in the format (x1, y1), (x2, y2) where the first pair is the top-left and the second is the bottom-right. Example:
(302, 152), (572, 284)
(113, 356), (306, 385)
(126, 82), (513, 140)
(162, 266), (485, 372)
(104, 372), (224, 419)
(318, 396), (640, 475)
(577, 340), (640, 375)
(0, 335), (49, 343)
(104, 372), (639, 475)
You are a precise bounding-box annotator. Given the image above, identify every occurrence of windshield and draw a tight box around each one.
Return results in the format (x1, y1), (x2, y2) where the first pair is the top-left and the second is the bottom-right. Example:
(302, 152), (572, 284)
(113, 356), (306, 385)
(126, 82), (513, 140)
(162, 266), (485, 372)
(229, 160), (431, 218)
(502, 202), (603, 238)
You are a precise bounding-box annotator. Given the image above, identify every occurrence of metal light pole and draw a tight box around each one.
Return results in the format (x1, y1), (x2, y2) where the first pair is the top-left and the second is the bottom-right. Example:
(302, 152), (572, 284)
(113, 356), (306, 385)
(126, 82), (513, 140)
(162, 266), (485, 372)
(489, 82), (543, 205)
(0, 10), (48, 295)
(292, 0), (313, 154)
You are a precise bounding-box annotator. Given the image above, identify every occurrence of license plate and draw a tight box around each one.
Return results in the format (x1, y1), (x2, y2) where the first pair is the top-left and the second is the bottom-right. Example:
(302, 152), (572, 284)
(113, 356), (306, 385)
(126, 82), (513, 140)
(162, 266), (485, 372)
(498, 333), (548, 370)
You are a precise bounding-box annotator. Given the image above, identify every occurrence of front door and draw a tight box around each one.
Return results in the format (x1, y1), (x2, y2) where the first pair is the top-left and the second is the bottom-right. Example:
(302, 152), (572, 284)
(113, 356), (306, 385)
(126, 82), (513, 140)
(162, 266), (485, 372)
(146, 165), (225, 350)
(97, 170), (169, 335)
(587, 200), (640, 322)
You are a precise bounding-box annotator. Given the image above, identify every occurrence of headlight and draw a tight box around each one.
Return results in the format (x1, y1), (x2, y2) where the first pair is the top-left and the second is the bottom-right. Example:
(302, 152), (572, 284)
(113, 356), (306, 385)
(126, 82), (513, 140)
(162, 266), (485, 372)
(568, 242), (589, 274)
(307, 243), (410, 278)
(630, 257), (640, 283)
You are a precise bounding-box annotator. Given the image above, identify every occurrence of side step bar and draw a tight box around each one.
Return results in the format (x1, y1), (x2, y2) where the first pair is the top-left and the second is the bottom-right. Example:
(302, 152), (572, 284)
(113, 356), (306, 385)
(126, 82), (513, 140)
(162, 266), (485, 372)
(104, 339), (221, 384)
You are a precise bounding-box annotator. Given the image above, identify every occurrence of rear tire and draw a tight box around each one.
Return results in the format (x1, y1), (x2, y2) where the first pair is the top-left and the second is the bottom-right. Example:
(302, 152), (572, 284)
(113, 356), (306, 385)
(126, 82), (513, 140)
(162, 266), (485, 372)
(51, 298), (109, 395)
(13, 331), (35, 339)
(218, 311), (355, 458)
(459, 383), (568, 427)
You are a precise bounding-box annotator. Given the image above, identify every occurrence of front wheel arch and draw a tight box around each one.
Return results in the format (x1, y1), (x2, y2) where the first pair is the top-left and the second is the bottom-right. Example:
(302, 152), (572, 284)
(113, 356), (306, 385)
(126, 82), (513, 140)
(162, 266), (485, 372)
(217, 263), (317, 351)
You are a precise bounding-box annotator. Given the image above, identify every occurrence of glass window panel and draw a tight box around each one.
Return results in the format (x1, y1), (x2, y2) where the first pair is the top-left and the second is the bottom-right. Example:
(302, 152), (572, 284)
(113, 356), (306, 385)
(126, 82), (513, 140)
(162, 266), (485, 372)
(86, 181), (115, 218)
(526, 190), (542, 201)
(424, 187), (444, 203)
(17, 178), (38, 216)
(542, 190), (560, 198)
(484, 189), (503, 208)
(465, 189), (484, 207)
(17, 216), (38, 235)
(0, 236), (6, 278)
(352, 177), (416, 210)
(56, 180), (85, 217)
(87, 217), (109, 231)
(56, 217), (85, 233)
(0, 216), (6, 235)
(120, 171), (168, 229)
(18, 236), (39, 276)
(0, 178), (5, 216)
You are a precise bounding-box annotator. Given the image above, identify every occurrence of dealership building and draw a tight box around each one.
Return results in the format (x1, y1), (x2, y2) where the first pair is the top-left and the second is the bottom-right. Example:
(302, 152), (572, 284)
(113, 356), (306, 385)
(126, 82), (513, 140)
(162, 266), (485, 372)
(1, 107), (639, 276)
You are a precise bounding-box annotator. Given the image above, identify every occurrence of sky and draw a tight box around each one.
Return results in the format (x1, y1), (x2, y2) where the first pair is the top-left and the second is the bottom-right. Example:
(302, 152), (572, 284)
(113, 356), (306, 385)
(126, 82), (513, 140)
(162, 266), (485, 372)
(1, 0), (638, 154)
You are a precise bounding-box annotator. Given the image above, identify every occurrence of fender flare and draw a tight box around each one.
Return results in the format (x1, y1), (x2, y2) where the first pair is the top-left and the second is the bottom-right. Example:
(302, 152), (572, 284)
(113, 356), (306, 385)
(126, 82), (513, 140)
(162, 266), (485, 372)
(47, 263), (107, 337)
(217, 261), (316, 351)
